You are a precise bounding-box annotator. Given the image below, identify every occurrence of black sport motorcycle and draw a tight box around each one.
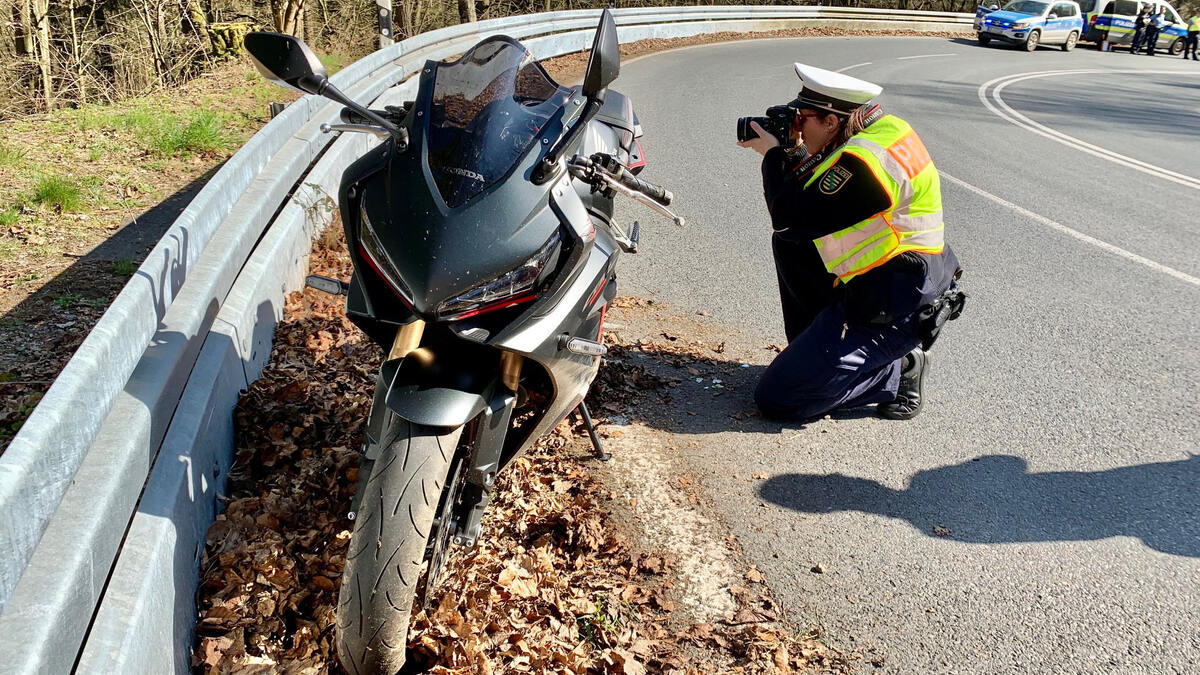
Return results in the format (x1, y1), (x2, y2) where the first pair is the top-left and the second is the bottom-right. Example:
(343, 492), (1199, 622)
(245, 11), (681, 673)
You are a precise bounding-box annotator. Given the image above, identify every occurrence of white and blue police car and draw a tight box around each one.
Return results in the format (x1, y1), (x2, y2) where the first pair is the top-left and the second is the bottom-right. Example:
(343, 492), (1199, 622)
(975, 0), (1086, 51)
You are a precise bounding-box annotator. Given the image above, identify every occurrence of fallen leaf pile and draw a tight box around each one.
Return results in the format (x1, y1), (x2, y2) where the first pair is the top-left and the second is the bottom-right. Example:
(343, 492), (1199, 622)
(193, 226), (847, 674)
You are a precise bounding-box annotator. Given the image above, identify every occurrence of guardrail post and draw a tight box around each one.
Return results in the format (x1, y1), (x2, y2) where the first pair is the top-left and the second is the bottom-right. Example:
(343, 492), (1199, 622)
(377, 0), (394, 48)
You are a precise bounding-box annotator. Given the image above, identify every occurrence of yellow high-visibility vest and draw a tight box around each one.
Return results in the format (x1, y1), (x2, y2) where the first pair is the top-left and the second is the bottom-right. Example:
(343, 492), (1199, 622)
(804, 115), (945, 284)
(1188, 15), (1200, 31)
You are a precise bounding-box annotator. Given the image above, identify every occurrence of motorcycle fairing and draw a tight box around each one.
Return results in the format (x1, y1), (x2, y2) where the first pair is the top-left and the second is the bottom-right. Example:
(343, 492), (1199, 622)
(351, 39), (582, 319)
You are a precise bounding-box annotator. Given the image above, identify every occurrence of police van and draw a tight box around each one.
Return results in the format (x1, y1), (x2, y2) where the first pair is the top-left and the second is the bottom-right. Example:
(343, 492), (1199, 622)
(975, 0), (1086, 51)
(1082, 0), (1189, 53)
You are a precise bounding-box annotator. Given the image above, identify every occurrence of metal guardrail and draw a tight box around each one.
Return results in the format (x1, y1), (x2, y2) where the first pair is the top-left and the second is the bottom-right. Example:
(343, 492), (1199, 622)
(0, 6), (971, 672)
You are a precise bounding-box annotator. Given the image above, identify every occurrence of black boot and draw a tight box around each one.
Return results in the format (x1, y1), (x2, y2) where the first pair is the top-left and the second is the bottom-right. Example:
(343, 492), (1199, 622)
(877, 348), (929, 420)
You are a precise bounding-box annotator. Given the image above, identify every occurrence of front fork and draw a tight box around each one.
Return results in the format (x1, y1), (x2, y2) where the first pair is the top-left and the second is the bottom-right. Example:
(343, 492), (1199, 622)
(352, 320), (521, 548)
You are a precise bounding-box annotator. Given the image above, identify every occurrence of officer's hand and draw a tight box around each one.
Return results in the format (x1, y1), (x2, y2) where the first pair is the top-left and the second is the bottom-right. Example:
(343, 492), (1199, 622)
(737, 121), (780, 157)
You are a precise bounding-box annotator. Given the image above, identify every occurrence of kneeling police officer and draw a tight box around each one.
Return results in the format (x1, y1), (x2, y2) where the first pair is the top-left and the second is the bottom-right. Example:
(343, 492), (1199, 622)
(737, 64), (964, 422)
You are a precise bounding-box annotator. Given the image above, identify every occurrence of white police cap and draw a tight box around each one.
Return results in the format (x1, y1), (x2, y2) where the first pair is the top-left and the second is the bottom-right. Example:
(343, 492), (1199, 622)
(788, 63), (882, 115)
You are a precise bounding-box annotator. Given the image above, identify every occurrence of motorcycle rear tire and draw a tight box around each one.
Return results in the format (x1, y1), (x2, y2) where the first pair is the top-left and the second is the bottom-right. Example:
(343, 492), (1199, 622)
(336, 419), (464, 675)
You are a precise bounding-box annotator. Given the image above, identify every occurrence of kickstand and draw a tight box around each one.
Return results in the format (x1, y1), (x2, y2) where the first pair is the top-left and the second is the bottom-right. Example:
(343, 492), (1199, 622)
(572, 401), (611, 461)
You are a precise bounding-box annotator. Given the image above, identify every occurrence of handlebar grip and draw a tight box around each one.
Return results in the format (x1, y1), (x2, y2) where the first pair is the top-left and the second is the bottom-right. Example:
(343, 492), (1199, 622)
(341, 106), (407, 126)
(617, 169), (673, 206)
(340, 107), (374, 125)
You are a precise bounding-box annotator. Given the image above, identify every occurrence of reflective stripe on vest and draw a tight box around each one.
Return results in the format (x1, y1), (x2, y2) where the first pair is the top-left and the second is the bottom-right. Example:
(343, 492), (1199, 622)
(804, 115), (945, 283)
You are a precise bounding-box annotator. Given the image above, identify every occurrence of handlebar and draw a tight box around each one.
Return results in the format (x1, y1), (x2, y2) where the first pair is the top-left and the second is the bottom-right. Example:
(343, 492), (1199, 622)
(614, 167), (673, 206)
(587, 153), (673, 205)
(339, 103), (412, 126)
(567, 153), (684, 227)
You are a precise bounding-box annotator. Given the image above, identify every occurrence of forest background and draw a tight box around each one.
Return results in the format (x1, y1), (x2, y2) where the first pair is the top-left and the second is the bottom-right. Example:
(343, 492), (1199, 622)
(3, 0), (1031, 117)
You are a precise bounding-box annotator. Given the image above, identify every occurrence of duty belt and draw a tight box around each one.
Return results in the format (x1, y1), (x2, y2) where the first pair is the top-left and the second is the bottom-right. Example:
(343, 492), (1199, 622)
(918, 281), (967, 350)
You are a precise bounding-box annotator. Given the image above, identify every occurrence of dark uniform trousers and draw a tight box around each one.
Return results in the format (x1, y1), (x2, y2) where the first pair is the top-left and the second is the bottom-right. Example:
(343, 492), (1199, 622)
(755, 297), (921, 422)
(1145, 25), (1161, 54)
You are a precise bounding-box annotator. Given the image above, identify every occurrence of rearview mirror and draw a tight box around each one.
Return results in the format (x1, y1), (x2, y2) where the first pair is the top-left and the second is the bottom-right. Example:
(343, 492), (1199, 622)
(989, 4), (999, 9)
(244, 32), (329, 95)
(582, 10), (619, 100)
(1047, 12), (1058, 18)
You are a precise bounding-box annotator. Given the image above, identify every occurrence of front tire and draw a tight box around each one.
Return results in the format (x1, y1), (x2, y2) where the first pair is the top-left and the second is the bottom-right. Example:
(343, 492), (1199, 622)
(978, 32), (992, 45)
(1025, 29), (1041, 51)
(336, 419), (464, 675)
(1168, 37), (1185, 55)
(1062, 30), (1078, 51)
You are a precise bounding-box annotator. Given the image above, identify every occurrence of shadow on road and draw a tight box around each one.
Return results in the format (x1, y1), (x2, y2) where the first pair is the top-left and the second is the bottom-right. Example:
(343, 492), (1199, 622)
(758, 453), (1200, 558)
(595, 338), (1200, 559)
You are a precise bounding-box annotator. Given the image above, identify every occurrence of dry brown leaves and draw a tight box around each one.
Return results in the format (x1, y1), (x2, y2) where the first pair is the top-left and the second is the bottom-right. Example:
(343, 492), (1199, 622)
(193, 228), (846, 674)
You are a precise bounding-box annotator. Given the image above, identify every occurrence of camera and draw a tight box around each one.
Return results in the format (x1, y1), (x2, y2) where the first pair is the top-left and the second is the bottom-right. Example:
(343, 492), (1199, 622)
(736, 105), (796, 146)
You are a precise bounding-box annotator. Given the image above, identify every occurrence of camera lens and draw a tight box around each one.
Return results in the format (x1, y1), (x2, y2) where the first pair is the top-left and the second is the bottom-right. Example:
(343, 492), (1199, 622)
(736, 117), (757, 142)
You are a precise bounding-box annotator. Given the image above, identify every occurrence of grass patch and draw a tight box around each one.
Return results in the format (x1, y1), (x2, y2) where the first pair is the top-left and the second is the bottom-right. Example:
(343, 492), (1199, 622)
(135, 109), (229, 157)
(0, 143), (27, 167)
(65, 103), (230, 157)
(152, 110), (227, 155)
(30, 175), (84, 212)
(111, 258), (136, 275)
(0, 207), (18, 227)
(50, 293), (80, 309)
(317, 53), (352, 74)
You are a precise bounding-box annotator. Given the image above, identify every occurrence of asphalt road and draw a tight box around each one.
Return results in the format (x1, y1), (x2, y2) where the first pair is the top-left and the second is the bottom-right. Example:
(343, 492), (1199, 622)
(611, 36), (1200, 673)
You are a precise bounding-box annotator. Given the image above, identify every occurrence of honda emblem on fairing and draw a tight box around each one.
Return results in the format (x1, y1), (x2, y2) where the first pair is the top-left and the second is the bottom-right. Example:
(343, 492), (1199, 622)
(444, 166), (485, 182)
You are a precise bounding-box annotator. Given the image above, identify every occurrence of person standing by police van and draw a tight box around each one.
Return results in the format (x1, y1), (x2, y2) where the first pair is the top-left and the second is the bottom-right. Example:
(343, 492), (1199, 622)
(1185, 9), (1199, 60)
(1132, 6), (1151, 53)
(1145, 6), (1165, 54)
(736, 64), (964, 422)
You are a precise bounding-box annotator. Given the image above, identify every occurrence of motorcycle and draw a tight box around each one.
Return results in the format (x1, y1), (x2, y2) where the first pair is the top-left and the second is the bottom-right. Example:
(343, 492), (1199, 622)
(244, 10), (682, 673)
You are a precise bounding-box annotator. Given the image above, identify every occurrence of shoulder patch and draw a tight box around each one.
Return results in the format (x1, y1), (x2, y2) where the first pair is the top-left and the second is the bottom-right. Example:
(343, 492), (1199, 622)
(818, 165), (853, 195)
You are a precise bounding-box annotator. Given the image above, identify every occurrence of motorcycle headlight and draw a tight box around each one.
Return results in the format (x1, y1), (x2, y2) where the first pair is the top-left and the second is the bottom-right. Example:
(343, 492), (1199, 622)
(436, 231), (563, 320)
(358, 197), (416, 307)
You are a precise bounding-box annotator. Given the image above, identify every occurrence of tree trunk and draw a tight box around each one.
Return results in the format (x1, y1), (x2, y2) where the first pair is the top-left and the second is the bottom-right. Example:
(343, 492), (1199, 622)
(183, 0), (216, 58)
(459, 0), (476, 23)
(32, 0), (51, 109)
(271, 0), (305, 35)
(133, 0), (166, 84)
(93, 1), (116, 86)
(397, 0), (414, 38)
(15, 0), (33, 55)
(68, 0), (84, 103)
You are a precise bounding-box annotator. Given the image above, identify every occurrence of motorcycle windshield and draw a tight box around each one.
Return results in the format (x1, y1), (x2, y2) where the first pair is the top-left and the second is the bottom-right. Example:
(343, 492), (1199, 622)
(426, 37), (570, 208)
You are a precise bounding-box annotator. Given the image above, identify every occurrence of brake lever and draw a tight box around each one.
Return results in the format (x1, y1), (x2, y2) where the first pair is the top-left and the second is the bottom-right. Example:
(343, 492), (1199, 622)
(569, 155), (684, 226)
(594, 172), (685, 227)
(320, 122), (391, 139)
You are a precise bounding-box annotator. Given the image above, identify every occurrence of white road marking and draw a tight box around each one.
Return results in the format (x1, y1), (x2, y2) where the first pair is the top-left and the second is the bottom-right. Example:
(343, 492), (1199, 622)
(897, 52), (958, 59)
(978, 69), (1200, 191)
(837, 61), (873, 72)
(940, 171), (1200, 288)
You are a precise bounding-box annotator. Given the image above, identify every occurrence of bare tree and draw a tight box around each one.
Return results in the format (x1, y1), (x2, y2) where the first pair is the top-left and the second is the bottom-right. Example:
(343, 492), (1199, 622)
(31, 0), (51, 108)
(459, 0), (477, 24)
(271, 0), (305, 36)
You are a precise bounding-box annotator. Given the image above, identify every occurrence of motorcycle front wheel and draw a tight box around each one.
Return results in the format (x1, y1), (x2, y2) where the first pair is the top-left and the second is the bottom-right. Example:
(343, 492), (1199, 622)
(336, 418), (465, 674)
